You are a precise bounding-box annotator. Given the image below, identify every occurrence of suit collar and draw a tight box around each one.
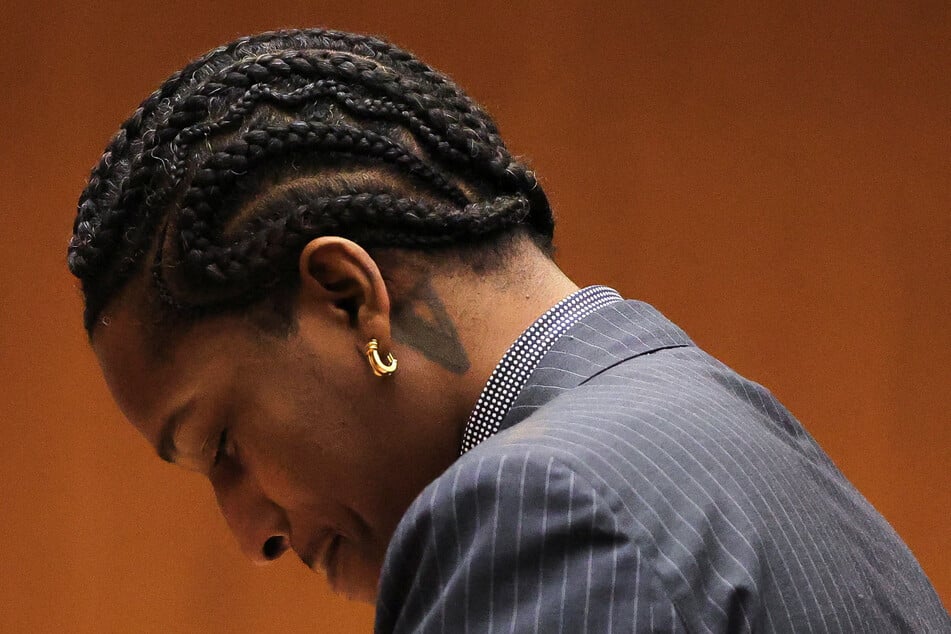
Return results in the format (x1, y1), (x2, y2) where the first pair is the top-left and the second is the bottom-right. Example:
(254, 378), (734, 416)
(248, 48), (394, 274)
(460, 286), (624, 454)
(497, 299), (694, 434)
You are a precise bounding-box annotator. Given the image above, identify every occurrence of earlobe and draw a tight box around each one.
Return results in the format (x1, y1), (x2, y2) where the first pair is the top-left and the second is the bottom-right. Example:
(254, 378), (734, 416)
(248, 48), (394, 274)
(297, 236), (393, 345)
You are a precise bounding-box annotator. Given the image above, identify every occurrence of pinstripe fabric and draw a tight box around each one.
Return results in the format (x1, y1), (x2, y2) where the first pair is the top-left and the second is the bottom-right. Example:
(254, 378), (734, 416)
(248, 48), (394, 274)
(375, 299), (950, 633)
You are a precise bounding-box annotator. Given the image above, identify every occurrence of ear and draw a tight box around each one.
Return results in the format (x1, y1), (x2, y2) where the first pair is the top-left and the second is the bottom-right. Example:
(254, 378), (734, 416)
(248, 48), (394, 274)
(297, 237), (392, 350)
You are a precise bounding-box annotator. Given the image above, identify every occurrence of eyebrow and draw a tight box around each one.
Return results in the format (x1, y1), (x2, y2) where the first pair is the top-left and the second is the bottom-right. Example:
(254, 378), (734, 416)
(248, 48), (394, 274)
(157, 402), (192, 464)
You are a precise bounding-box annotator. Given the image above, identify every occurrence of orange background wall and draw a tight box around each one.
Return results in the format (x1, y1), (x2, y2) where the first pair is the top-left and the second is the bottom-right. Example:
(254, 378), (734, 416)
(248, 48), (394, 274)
(1, 2), (947, 632)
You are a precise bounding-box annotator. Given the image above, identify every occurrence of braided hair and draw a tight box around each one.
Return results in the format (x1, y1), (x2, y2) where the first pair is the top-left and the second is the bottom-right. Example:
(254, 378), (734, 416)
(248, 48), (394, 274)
(68, 28), (553, 335)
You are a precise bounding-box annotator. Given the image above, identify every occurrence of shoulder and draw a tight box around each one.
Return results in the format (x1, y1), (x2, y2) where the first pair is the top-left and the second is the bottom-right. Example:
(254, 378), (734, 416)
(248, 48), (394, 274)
(377, 443), (682, 633)
(380, 439), (633, 606)
(505, 343), (831, 479)
(391, 442), (619, 548)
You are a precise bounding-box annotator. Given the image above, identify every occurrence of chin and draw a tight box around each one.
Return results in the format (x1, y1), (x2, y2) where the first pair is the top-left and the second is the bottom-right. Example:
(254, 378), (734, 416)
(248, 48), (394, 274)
(335, 582), (378, 605)
(326, 540), (381, 604)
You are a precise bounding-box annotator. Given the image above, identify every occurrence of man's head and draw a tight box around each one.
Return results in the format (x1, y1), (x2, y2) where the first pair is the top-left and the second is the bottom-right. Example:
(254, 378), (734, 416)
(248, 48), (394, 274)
(70, 27), (556, 332)
(68, 29), (572, 601)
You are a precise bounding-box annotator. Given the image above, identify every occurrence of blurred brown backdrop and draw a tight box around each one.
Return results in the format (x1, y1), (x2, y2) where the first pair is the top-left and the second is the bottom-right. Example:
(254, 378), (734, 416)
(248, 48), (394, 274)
(1, 1), (947, 632)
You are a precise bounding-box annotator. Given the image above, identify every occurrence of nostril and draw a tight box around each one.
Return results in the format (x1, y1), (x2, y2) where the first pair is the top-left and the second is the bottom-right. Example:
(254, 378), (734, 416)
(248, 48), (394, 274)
(262, 535), (288, 560)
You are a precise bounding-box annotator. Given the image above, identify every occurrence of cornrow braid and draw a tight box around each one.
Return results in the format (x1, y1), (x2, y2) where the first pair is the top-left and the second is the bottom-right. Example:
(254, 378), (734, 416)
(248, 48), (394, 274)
(68, 28), (553, 333)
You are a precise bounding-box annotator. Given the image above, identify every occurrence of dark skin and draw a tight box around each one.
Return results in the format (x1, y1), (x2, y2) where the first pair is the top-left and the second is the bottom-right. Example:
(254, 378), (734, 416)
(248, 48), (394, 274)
(92, 234), (578, 602)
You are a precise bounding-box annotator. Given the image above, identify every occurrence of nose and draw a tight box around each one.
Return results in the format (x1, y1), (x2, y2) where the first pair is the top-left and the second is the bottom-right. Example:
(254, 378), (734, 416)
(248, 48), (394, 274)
(211, 469), (290, 565)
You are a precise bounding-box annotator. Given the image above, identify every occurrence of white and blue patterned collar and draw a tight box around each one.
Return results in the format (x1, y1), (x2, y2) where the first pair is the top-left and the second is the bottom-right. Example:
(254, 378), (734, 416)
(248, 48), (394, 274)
(459, 285), (623, 454)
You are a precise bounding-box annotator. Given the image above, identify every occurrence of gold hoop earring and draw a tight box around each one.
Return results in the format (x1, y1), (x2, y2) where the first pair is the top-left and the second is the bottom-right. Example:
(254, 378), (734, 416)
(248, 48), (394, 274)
(365, 338), (398, 377)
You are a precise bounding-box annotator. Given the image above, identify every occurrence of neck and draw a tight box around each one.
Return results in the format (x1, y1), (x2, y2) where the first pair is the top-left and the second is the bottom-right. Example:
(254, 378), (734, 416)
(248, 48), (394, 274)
(443, 254), (579, 444)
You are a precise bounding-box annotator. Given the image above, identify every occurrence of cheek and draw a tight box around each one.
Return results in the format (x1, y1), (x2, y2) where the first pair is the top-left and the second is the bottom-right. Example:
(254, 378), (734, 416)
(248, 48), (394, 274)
(242, 390), (365, 508)
(246, 425), (332, 509)
(287, 352), (384, 462)
(243, 345), (393, 515)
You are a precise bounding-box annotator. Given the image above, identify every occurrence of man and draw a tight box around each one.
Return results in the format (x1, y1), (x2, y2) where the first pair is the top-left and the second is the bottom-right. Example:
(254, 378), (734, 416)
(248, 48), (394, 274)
(69, 28), (947, 632)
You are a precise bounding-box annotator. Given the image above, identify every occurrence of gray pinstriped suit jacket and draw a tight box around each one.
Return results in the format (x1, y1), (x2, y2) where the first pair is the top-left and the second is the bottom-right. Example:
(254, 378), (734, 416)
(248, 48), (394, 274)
(375, 300), (949, 633)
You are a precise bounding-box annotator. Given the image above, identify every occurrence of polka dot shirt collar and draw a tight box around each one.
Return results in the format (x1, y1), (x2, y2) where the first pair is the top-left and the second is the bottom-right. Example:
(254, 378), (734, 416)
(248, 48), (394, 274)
(459, 285), (624, 454)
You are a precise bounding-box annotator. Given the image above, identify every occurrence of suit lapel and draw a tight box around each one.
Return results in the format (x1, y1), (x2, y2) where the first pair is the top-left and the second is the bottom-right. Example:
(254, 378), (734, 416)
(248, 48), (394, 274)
(498, 300), (694, 433)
